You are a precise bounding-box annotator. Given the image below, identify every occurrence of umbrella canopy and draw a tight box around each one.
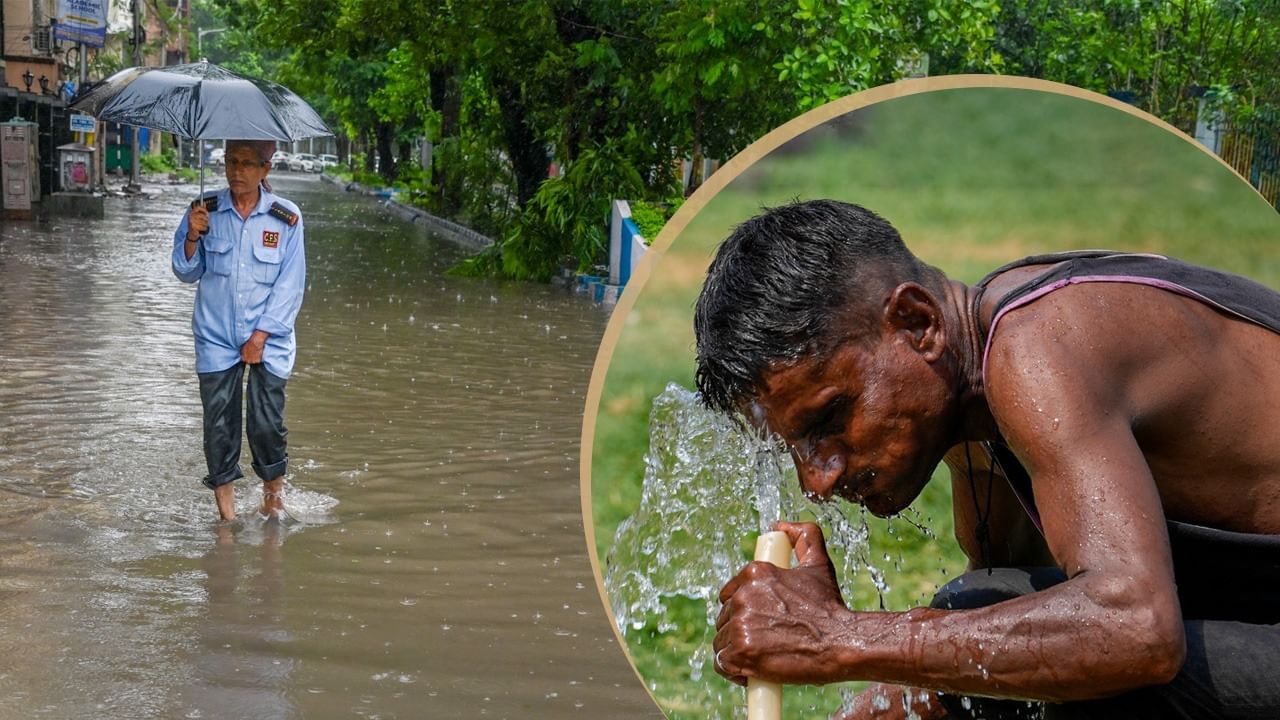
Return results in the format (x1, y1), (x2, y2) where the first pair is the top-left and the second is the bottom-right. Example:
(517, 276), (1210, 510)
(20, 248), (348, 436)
(70, 61), (331, 141)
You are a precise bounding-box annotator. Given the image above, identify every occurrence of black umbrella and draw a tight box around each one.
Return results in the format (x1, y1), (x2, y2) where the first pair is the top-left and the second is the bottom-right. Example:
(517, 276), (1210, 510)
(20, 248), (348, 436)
(71, 61), (332, 195)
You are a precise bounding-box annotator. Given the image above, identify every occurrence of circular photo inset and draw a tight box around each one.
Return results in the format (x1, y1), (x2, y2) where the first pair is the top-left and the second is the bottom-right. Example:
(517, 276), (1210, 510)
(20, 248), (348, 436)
(585, 77), (1280, 719)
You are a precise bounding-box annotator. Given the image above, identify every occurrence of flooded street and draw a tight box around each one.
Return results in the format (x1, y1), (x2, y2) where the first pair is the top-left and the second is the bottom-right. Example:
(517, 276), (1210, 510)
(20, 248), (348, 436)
(0, 174), (657, 719)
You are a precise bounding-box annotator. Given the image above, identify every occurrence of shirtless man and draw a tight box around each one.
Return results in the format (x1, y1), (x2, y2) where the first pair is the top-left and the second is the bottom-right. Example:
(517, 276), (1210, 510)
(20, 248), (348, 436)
(694, 199), (1280, 718)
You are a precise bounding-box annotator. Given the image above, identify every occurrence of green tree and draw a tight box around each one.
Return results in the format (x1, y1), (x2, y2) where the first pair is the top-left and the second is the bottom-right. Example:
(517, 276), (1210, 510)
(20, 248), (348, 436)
(198, 0), (1277, 282)
(995, 0), (1280, 132)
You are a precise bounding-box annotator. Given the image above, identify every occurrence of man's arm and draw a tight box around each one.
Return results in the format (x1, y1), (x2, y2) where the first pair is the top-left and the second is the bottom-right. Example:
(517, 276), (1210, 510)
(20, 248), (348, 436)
(255, 216), (306, 338)
(714, 295), (1184, 701)
(830, 445), (1056, 719)
(171, 205), (207, 282)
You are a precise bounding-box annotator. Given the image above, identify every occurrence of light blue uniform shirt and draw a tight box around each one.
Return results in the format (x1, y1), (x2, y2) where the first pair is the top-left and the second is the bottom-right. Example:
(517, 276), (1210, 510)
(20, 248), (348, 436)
(172, 187), (306, 379)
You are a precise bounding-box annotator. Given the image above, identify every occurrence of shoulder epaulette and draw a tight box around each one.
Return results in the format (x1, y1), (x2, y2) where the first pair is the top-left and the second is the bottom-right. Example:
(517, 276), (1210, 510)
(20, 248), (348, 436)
(268, 202), (299, 227)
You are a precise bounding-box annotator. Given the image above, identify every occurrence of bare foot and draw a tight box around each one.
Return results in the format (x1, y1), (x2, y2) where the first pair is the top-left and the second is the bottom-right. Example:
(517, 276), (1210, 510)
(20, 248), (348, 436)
(261, 477), (285, 519)
(214, 483), (236, 521)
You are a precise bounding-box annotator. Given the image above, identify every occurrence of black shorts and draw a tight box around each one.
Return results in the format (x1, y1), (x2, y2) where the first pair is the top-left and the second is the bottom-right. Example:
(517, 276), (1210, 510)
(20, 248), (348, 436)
(933, 522), (1280, 719)
(197, 362), (288, 489)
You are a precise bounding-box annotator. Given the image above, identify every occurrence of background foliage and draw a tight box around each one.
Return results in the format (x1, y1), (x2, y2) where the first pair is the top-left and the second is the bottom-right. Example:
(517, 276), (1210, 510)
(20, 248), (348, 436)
(195, 0), (1278, 281)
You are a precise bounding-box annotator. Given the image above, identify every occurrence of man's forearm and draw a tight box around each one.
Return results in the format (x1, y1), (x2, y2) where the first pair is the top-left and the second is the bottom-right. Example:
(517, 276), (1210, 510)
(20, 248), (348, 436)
(257, 285), (303, 336)
(822, 578), (1182, 702)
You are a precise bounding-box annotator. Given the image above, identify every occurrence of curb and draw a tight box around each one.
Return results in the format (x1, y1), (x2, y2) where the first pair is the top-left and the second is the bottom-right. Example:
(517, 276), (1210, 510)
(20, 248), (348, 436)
(320, 173), (493, 251)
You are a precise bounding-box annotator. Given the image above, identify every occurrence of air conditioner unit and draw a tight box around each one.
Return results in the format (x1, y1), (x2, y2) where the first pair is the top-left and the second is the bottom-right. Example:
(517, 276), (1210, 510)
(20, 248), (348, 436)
(33, 27), (53, 54)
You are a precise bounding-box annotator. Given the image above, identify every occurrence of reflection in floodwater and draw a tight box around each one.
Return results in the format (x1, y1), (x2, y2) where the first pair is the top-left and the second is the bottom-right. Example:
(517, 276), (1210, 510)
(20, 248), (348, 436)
(0, 175), (658, 718)
(182, 522), (294, 720)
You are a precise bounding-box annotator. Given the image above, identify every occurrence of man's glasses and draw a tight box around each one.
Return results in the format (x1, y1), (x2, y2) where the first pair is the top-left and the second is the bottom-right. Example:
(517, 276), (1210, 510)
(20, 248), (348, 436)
(226, 158), (268, 170)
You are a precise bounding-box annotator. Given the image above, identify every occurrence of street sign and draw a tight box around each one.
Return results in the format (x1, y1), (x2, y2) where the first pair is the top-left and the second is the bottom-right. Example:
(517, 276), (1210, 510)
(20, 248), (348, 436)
(54, 0), (108, 47)
(70, 114), (96, 133)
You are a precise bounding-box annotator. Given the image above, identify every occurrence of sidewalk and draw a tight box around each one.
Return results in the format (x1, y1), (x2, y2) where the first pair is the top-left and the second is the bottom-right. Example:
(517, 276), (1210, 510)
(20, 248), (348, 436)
(321, 172), (493, 250)
(100, 172), (207, 198)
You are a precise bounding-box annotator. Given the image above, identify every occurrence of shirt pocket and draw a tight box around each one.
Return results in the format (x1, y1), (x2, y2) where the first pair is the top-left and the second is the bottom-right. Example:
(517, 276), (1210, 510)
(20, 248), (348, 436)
(202, 234), (235, 276)
(252, 241), (283, 284)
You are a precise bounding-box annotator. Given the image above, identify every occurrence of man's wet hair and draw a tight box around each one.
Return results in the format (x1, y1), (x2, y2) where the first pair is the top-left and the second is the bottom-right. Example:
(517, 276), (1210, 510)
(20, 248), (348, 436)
(694, 199), (940, 415)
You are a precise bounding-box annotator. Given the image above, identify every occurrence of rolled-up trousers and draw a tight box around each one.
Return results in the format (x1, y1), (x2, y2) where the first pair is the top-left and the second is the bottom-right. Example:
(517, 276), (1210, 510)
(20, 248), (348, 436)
(197, 362), (288, 489)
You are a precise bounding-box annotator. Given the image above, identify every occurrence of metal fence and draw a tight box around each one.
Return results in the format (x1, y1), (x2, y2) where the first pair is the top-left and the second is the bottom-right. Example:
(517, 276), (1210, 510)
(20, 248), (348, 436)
(1215, 120), (1280, 210)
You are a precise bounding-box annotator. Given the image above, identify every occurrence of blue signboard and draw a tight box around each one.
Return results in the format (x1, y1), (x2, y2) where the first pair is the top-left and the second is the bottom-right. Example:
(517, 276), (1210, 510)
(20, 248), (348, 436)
(54, 0), (108, 47)
(70, 114), (95, 133)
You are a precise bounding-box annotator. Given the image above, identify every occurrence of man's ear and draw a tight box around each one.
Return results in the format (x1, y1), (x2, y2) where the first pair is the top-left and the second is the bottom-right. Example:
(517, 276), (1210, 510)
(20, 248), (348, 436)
(884, 282), (945, 361)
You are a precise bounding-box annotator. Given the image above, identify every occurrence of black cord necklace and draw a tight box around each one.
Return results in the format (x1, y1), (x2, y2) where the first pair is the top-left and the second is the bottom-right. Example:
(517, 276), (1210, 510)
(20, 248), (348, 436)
(964, 440), (996, 574)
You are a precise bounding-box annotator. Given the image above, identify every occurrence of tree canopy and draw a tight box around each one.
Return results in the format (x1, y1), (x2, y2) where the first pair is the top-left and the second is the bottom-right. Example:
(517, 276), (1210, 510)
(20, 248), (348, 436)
(196, 0), (1279, 280)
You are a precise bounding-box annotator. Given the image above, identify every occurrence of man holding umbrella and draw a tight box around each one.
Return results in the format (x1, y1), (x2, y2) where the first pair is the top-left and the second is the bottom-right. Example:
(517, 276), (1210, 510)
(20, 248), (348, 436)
(172, 139), (304, 521)
(72, 61), (328, 521)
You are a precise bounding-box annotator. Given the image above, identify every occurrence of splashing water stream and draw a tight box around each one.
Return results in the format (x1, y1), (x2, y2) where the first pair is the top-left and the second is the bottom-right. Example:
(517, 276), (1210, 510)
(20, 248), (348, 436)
(605, 384), (907, 716)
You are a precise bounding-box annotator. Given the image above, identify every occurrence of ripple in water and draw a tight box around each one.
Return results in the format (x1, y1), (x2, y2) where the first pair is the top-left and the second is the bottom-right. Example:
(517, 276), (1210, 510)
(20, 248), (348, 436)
(604, 384), (895, 714)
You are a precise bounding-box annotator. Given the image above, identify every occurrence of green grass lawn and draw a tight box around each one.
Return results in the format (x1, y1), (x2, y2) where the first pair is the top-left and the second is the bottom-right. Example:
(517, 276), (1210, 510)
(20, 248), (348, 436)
(590, 86), (1280, 719)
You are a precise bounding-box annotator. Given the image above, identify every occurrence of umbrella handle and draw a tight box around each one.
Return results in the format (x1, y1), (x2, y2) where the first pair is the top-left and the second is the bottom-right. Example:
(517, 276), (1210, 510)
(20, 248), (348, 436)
(193, 154), (212, 236)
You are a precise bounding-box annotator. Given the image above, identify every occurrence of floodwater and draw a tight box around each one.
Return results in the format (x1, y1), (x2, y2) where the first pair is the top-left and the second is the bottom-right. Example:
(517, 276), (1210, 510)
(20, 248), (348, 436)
(0, 174), (658, 719)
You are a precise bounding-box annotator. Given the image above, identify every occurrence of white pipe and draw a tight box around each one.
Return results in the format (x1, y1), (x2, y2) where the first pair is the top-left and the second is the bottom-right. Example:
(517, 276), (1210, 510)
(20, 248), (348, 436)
(747, 531), (792, 720)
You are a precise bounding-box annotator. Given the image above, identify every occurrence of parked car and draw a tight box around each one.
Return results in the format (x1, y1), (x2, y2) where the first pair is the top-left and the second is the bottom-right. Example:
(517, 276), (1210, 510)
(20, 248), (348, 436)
(317, 154), (339, 170)
(289, 153), (321, 173)
(271, 151), (293, 170)
(208, 147), (225, 166)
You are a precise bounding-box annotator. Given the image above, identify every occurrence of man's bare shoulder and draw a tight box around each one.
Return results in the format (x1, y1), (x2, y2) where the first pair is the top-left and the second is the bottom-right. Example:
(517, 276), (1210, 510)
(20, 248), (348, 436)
(982, 280), (1280, 532)
(984, 282), (1175, 401)
(980, 280), (1254, 438)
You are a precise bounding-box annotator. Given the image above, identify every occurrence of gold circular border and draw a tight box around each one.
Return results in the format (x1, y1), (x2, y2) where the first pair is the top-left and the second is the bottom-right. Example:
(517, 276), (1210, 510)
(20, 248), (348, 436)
(577, 73), (1267, 714)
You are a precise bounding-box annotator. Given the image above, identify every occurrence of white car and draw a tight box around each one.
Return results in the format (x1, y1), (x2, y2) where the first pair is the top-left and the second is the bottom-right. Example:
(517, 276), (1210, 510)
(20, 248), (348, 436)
(271, 151), (293, 170)
(290, 153), (320, 173)
(208, 147), (225, 166)
(317, 153), (339, 170)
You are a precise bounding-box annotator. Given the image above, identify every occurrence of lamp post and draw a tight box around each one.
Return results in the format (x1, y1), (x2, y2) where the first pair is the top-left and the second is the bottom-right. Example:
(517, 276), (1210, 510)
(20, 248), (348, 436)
(127, 0), (142, 192)
(21, 69), (33, 92)
(38, 75), (49, 95)
(197, 27), (227, 57)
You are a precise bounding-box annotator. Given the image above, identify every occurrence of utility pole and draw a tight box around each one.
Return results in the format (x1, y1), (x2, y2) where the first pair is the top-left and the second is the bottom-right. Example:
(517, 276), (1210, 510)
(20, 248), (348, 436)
(77, 41), (97, 187)
(197, 27), (226, 59)
(127, 0), (143, 192)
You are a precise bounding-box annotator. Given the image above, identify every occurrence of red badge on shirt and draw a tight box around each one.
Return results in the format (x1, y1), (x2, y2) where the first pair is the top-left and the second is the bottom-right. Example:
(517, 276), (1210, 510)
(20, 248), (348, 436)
(262, 231), (280, 248)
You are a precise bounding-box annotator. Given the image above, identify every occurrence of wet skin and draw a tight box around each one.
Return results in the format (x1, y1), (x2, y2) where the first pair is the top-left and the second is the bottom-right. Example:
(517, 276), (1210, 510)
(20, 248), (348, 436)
(712, 266), (1280, 717)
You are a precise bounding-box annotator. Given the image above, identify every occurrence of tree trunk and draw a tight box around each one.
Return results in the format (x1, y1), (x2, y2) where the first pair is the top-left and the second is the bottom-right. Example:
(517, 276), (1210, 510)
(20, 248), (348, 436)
(686, 142), (704, 197)
(362, 129), (375, 173)
(337, 135), (350, 166)
(429, 66), (463, 215)
(431, 65), (461, 139)
(686, 96), (706, 197)
(492, 74), (548, 209)
(398, 138), (411, 168)
(376, 121), (396, 182)
(554, 7), (597, 163)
